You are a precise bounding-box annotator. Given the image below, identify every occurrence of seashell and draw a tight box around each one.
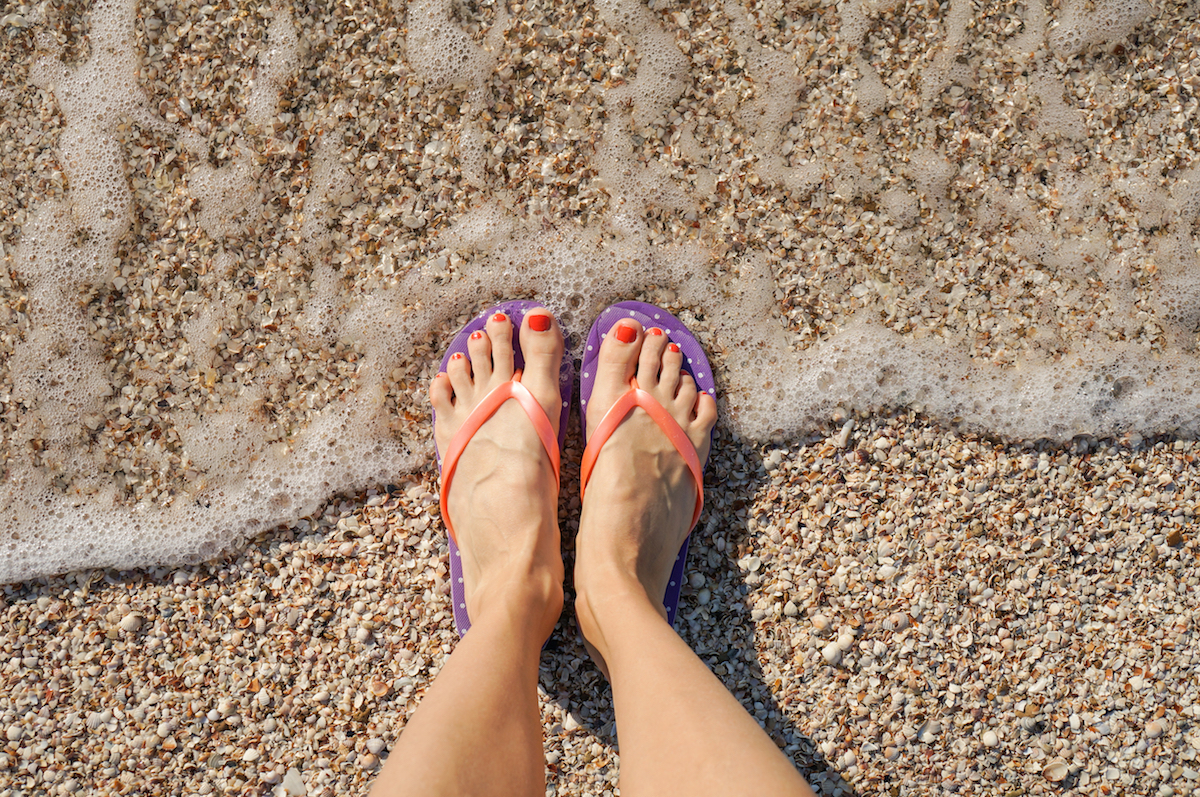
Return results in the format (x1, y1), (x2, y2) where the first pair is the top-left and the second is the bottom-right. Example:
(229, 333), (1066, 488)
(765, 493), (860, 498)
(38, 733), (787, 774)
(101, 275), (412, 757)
(883, 612), (909, 631)
(982, 730), (998, 747)
(1042, 760), (1069, 782)
(119, 613), (143, 632)
(370, 679), (391, 697)
(821, 642), (842, 665)
(1146, 720), (1164, 739)
(811, 614), (831, 633)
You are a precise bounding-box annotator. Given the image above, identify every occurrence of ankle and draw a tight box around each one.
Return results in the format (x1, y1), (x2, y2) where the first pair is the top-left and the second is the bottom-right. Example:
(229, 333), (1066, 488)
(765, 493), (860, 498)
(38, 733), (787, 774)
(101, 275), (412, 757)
(575, 569), (663, 644)
(468, 558), (564, 637)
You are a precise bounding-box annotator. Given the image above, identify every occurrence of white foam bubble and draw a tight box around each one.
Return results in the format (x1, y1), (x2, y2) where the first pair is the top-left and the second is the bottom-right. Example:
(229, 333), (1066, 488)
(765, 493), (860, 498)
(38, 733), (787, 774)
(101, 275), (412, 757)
(1050, 0), (1155, 57)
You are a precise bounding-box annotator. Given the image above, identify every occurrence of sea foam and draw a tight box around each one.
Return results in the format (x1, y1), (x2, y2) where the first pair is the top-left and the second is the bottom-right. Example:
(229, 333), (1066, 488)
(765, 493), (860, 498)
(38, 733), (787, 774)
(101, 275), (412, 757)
(0, 0), (1196, 582)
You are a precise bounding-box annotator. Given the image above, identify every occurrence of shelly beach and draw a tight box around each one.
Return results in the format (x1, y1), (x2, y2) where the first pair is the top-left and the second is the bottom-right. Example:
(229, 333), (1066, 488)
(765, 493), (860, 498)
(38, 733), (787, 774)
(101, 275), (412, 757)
(2, 0), (1200, 794)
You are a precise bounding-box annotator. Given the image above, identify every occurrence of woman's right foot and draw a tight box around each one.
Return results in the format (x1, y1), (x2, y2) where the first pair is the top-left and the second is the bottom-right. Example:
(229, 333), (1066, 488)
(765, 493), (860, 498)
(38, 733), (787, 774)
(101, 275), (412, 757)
(573, 319), (717, 674)
(430, 308), (566, 640)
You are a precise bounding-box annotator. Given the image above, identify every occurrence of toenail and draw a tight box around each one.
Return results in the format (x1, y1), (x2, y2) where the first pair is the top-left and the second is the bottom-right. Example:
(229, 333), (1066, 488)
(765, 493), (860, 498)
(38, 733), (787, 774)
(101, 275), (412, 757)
(668, 342), (680, 353)
(529, 314), (551, 332)
(470, 330), (485, 340)
(615, 325), (636, 343)
(647, 327), (663, 336)
(492, 312), (507, 323)
(451, 352), (465, 361)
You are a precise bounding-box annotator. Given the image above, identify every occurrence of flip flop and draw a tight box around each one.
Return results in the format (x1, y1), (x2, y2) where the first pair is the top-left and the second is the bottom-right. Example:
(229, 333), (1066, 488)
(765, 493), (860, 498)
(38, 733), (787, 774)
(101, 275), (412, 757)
(578, 301), (716, 628)
(433, 300), (574, 637)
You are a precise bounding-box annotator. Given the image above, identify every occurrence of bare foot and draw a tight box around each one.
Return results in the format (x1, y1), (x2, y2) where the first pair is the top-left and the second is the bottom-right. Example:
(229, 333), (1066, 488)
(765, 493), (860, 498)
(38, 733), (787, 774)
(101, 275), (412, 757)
(573, 319), (718, 674)
(430, 309), (566, 637)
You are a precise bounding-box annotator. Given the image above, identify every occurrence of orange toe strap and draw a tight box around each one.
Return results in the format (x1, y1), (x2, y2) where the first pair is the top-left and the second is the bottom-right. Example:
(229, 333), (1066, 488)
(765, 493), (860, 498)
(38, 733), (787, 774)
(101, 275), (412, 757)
(580, 380), (705, 532)
(440, 377), (560, 546)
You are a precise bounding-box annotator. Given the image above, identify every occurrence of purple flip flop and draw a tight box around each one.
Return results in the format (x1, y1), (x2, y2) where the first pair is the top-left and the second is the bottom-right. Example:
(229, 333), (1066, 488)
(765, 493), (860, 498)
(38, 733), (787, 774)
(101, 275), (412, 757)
(433, 300), (574, 637)
(579, 301), (716, 628)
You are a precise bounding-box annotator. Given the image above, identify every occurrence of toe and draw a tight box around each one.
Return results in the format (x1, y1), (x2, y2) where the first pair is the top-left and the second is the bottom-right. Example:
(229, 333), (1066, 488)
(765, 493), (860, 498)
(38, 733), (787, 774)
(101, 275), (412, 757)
(446, 351), (473, 396)
(692, 390), (718, 457)
(675, 371), (699, 411)
(637, 327), (669, 388)
(590, 320), (639, 394)
(694, 390), (717, 425)
(467, 329), (492, 382)
(519, 309), (566, 432)
(586, 319), (641, 431)
(597, 319), (641, 377)
(430, 372), (454, 414)
(658, 340), (684, 395)
(486, 311), (515, 379)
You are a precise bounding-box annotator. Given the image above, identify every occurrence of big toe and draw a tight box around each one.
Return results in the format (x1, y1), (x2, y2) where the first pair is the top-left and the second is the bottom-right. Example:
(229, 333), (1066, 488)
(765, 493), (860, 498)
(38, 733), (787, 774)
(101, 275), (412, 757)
(585, 320), (640, 414)
(518, 309), (567, 432)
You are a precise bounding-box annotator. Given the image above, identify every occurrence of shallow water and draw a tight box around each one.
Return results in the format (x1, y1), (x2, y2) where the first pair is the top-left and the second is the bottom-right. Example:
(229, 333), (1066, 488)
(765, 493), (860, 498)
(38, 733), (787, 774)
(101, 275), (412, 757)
(1, 0), (1198, 581)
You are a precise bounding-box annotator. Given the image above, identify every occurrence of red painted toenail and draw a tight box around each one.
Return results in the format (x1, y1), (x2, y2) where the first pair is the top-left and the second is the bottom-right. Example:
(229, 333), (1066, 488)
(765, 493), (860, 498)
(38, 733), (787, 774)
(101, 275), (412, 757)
(451, 352), (465, 361)
(668, 343), (680, 353)
(615, 325), (636, 343)
(470, 330), (484, 340)
(529, 314), (551, 331)
(492, 312), (507, 323)
(647, 327), (663, 336)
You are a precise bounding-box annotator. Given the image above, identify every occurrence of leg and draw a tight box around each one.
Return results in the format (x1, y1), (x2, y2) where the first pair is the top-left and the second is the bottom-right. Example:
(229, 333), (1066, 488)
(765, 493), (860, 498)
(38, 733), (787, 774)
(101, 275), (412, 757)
(371, 309), (566, 797)
(574, 320), (816, 797)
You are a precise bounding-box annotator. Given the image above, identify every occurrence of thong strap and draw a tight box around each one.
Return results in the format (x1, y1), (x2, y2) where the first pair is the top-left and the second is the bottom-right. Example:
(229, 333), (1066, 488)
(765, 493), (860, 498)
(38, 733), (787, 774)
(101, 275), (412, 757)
(579, 378), (704, 532)
(439, 375), (560, 545)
